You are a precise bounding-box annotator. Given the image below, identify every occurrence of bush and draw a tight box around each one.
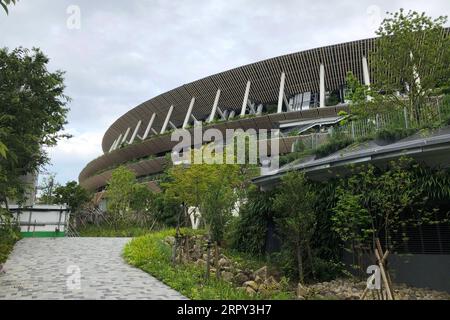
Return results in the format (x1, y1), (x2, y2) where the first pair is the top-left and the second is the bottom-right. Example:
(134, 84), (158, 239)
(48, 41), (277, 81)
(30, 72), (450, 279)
(315, 135), (354, 158)
(0, 226), (20, 263)
(226, 186), (274, 256)
(375, 127), (417, 142)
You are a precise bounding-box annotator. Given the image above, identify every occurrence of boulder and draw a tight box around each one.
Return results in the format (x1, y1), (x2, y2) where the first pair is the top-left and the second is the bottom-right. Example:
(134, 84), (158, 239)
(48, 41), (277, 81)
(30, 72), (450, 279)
(253, 266), (268, 280)
(194, 259), (206, 268)
(246, 286), (257, 295)
(234, 272), (249, 285)
(164, 236), (175, 245)
(254, 275), (264, 285)
(297, 283), (309, 298)
(264, 276), (281, 290)
(218, 258), (229, 268)
(244, 280), (259, 291)
(221, 271), (234, 282)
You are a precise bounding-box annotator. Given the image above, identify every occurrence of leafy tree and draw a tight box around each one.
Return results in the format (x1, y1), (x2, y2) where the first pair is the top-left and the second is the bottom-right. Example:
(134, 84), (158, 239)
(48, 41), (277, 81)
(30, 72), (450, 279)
(53, 181), (90, 214)
(37, 173), (60, 204)
(332, 158), (421, 258)
(0, 47), (70, 207)
(273, 171), (317, 284)
(0, 0), (17, 14)
(371, 10), (450, 116)
(105, 166), (138, 228)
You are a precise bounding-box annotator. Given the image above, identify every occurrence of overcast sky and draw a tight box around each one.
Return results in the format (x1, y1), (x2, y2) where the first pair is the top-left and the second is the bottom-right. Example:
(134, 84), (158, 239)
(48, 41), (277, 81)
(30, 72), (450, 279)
(1, 0), (449, 185)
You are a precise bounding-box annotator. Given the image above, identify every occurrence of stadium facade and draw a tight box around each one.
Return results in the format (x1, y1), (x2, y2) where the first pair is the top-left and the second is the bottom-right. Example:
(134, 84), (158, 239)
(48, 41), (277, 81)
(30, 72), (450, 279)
(79, 37), (377, 191)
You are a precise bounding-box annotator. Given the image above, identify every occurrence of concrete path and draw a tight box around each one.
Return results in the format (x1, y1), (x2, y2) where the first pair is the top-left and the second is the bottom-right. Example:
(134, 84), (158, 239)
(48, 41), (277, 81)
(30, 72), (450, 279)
(0, 237), (186, 300)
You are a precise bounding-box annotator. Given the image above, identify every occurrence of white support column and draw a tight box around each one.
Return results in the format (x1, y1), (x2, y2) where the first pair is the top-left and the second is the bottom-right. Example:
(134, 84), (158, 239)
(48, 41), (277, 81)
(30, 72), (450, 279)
(277, 72), (286, 113)
(169, 121), (177, 130)
(208, 89), (221, 123)
(109, 138), (118, 152)
(129, 120), (142, 144)
(160, 105), (174, 134)
(115, 133), (123, 149)
(362, 56), (373, 102)
(241, 80), (251, 117)
(319, 64), (325, 108)
(121, 127), (131, 144)
(362, 56), (371, 87)
(141, 113), (156, 140)
(410, 51), (422, 93)
(182, 97), (196, 129)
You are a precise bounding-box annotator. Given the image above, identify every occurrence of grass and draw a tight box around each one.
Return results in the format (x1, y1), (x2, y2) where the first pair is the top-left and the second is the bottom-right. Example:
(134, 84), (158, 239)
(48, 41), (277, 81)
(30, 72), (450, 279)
(0, 226), (21, 264)
(123, 229), (295, 300)
(77, 224), (154, 237)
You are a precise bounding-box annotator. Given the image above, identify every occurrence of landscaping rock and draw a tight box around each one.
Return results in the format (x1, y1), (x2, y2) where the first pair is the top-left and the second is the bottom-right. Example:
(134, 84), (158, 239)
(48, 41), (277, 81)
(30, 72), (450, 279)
(254, 275), (264, 285)
(164, 236), (175, 245)
(297, 283), (309, 299)
(194, 259), (206, 268)
(253, 266), (268, 280)
(218, 257), (229, 268)
(221, 271), (234, 282)
(244, 280), (259, 291)
(234, 272), (249, 285)
(246, 286), (257, 295)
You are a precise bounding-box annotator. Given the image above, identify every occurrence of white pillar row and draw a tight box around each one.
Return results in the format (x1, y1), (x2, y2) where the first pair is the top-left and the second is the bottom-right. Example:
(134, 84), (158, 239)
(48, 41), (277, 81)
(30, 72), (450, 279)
(160, 105), (174, 134)
(319, 64), (325, 108)
(208, 89), (221, 123)
(241, 80), (251, 117)
(141, 113), (156, 140)
(121, 127), (131, 144)
(182, 97), (196, 129)
(129, 120), (142, 145)
(277, 72), (286, 113)
(109, 138), (118, 152)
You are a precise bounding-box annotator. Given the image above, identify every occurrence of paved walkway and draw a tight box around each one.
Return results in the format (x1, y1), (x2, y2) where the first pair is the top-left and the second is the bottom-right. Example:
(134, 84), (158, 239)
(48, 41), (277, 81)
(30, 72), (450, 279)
(0, 237), (186, 300)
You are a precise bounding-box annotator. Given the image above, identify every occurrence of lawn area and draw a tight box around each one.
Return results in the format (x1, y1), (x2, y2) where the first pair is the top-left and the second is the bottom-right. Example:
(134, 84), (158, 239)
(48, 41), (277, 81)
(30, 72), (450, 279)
(123, 229), (296, 300)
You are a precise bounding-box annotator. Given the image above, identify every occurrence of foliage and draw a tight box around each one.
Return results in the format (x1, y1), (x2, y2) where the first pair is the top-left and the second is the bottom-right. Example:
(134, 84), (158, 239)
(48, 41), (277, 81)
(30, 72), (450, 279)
(0, 0), (17, 14)
(123, 229), (295, 300)
(314, 134), (353, 158)
(105, 166), (155, 228)
(164, 146), (256, 243)
(371, 10), (450, 114)
(37, 173), (60, 204)
(0, 47), (70, 206)
(53, 181), (90, 214)
(332, 158), (422, 251)
(0, 221), (20, 263)
(226, 185), (275, 255)
(273, 171), (317, 284)
(375, 127), (417, 142)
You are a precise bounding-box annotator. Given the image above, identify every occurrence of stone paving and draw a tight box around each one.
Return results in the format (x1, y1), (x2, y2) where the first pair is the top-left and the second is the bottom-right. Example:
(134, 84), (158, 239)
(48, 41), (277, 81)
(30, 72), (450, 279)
(0, 237), (187, 300)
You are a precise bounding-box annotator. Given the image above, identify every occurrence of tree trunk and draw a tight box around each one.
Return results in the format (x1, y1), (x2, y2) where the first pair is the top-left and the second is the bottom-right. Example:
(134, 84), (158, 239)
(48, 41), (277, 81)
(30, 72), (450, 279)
(205, 238), (212, 280)
(215, 242), (220, 280)
(296, 243), (304, 284)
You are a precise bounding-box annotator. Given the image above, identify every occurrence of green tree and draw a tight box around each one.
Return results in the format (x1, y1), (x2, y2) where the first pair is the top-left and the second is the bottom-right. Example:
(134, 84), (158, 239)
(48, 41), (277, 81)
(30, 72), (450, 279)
(37, 173), (60, 204)
(371, 10), (450, 116)
(105, 166), (138, 228)
(333, 158), (421, 257)
(53, 181), (90, 214)
(273, 171), (317, 284)
(0, 47), (70, 207)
